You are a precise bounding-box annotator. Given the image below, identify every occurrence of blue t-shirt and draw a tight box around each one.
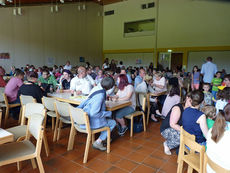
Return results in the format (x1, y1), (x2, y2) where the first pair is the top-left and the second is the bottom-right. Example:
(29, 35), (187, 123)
(182, 107), (206, 143)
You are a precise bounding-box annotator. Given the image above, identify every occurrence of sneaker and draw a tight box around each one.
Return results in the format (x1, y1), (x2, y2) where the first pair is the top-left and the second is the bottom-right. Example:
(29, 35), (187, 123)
(118, 126), (128, 136)
(93, 141), (106, 151)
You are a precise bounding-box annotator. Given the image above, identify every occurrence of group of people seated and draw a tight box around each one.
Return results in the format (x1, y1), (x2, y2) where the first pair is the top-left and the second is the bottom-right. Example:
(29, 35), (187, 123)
(1, 57), (230, 170)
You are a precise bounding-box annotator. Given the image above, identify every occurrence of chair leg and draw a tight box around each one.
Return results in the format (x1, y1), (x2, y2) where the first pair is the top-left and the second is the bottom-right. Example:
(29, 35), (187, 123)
(53, 117), (59, 142)
(142, 113), (146, 132)
(52, 117), (55, 131)
(4, 107), (9, 128)
(83, 133), (91, 164)
(106, 129), (111, 153)
(43, 132), (50, 157)
(177, 160), (184, 173)
(187, 166), (193, 173)
(57, 121), (62, 141)
(92, 134), (95, 144)
(147, 97), (150, 125)
(36, 156), (45, 173)
(130, 117), (134, 137)
(31, 158), (37, 169)
(18, 107), (22, 125)
(67, 125), (76, 151)
(17, 161), (22, 171)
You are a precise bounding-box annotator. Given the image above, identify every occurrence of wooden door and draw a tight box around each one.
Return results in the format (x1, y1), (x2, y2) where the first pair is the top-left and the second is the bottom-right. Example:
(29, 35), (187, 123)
(171, 53), (183, 72)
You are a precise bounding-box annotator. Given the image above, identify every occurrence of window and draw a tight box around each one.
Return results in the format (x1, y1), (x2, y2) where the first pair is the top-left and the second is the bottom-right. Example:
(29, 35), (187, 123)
(124, 19), (155, 37)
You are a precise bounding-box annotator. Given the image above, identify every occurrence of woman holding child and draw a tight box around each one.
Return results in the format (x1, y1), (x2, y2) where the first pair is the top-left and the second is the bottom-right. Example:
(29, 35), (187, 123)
(160, 92), (192, 155)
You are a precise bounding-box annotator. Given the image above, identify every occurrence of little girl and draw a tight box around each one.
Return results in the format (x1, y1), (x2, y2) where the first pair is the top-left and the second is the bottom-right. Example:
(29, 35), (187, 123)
(191, 66), (200, 90)
(215, 88), (228, 114)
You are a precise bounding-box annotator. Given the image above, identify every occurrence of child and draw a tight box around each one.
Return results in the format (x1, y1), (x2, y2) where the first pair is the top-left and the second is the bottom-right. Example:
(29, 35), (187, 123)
(200, 83), (213, 109)
(215, 89), (228, 114)
(191, 66), (200, 91)
(201, 105), (216, 129)
(211, 71), (222, 100)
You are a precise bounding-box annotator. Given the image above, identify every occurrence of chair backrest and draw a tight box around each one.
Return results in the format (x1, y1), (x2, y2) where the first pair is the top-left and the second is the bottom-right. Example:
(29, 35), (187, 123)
(20, 95), (36, 105)
(42, 96), (55, 111)
(69, 105), (90, 132)
(136, 92), (147, 111)
(21, 103), (45, 125)
(179, 126), (205, 172)
(54, 100), (70, 118)
(203, 153), (230, 173)
(26, 113), (44, 155)
(3, 93), (9, 106)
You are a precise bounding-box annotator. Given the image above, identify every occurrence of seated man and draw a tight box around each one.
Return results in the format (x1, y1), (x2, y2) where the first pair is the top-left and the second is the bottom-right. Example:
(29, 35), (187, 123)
(78, 77), (116, 151)
(18, 71), (44, 103)
(38, 69), (57, 93)
(134, 68), (147, 93)
(4, 69), (24, 104)
(70, 66), (95, 95)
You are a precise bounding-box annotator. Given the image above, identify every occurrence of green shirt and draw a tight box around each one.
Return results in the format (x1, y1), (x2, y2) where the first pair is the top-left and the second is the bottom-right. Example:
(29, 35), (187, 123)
(211, 78), (222, 91)
(207, 118), (215, 129)
(38, 75), (57, 87)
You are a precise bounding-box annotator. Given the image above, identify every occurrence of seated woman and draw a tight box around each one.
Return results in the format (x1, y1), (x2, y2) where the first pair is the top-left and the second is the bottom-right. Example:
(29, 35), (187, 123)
(112, 74), (136, 136)
(182, 90), (208, 145)
(148, 71), (167, 122)
(161, 85), (181, 118)
(95, 69), (104, 85)
(160, 92), (191, 155)
(18, 71), (44, 103)
(206, 104), (230, 172)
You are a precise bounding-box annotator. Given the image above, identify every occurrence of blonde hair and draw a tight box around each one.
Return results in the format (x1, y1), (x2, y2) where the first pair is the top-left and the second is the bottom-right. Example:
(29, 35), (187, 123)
(201, 106), (216, 119)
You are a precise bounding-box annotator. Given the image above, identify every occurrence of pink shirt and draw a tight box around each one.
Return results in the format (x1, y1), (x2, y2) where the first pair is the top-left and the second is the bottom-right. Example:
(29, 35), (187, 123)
(161, 94), (181, 117)
(4, 77), (23, 102)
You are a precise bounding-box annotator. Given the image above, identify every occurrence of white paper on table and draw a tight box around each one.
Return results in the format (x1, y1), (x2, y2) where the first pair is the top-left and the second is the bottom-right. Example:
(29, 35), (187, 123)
(0, 128), (13, 138)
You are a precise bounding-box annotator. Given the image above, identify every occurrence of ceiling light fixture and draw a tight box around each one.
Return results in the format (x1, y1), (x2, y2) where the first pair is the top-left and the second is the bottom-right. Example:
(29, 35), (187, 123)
(60, 0), (64, 3)
(0, 0), (6, 5)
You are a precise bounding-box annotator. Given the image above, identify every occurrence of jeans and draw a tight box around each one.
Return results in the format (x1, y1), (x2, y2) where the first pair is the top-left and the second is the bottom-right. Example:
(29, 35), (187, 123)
(114, 106), (135, 119)
(212, 90), (217, 100)
(81, 119), (116, 141)
(9, 98), (21, 120)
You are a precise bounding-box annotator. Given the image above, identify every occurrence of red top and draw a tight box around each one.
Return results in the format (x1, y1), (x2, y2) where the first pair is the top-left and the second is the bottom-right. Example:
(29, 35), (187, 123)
(0, 76), (6, 87)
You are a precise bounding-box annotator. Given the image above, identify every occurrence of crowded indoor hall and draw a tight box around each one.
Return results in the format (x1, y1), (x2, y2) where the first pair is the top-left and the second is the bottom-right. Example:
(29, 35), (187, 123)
(0, 0), (230, 172)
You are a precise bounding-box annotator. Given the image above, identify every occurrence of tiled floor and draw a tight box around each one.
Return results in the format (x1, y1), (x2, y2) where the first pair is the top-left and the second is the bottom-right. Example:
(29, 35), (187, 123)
(0, 118), (182, 173)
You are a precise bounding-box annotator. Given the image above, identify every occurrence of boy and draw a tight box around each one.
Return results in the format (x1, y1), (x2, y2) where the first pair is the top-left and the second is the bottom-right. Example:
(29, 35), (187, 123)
(200, 83), (213, 109)
(211, 71), (222, 100)
(201, 105), (216, 129)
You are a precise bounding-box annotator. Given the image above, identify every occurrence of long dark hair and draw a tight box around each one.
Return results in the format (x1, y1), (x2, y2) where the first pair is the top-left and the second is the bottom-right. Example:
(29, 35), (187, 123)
(118, 74), (129, 90)
(211, 103), (230, 143)
(169, 85), (180, 97)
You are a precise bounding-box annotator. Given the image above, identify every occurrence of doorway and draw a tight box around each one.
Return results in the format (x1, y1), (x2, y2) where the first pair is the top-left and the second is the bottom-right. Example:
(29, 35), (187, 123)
(171, 53), (183, 72)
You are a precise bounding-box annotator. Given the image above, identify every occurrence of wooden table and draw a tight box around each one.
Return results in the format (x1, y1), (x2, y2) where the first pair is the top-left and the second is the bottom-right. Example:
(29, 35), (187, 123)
(48, 92), (131, 111)
(0, 128), (14, 145)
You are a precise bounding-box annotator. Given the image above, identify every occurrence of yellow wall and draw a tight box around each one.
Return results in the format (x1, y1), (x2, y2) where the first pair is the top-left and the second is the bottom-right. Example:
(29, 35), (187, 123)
(0, 2), (103, 72)
(103, 0), (156, 50)
(103, 0), (230, 69)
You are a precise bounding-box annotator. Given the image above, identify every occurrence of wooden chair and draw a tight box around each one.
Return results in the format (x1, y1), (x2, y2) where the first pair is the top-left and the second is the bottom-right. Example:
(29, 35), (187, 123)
(177, 126), (205, 173)
(6, 103), (50, 157)
(3, 93), (20, 127)
(203, 152), (230, 173)
(67, 105), (111, 163)
(146, 91), (167, 125)
(124, 96), (146, 137)
(0, 114), (45, 172)
(18, 95), (36, 125)
(53, 100), (71, 142)
(42, 96), (56, 130)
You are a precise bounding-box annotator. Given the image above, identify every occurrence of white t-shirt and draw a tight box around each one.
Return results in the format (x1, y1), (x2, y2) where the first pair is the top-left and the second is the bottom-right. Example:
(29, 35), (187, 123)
(64, 65), (72, 70)
(153, 77), (167, 92)
(117, 85), (136, 110)
(215, 99), (228, 114)
(70, 75), (95, 95)
(206, 128), (230, 173)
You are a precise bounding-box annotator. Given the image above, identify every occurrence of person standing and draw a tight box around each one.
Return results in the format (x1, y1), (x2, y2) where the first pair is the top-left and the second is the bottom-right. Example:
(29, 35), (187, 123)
(201, 57), (217, 84)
